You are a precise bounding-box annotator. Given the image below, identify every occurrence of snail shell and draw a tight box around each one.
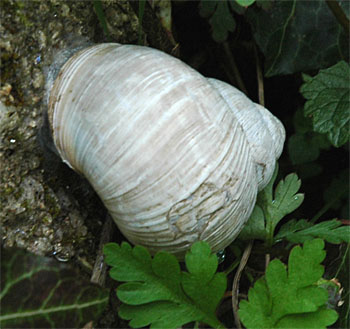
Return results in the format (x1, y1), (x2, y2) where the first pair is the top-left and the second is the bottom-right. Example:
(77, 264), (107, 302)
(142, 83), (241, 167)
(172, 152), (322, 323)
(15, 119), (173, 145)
(48, 43), (285, 258)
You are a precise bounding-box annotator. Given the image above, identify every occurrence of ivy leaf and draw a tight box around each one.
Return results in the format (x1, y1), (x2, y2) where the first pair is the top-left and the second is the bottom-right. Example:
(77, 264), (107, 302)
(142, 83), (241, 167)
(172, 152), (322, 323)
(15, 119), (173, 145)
(103, 241), (226, 329)
(300, 61), (350, 147)
(239, 239), (339, 328)
(0, 248), (109, 328)
(275, 219), (350, 244)
(246, 0), (349, 77)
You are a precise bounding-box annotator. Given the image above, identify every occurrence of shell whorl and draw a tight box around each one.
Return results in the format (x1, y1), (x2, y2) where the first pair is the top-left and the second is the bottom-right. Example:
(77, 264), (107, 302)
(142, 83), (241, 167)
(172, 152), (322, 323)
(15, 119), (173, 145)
(48, 43), (285, 258)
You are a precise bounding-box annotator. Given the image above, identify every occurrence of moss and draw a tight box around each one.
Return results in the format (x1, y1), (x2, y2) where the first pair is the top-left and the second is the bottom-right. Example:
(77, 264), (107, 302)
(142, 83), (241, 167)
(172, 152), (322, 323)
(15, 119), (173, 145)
(44, 192), (61, 217)
(3, 187), (14, 195)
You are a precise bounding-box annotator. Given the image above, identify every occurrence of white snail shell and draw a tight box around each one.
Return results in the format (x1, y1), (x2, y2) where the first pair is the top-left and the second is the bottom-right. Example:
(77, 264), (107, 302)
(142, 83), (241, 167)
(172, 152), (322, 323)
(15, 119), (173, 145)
(48, 43), (285, 258)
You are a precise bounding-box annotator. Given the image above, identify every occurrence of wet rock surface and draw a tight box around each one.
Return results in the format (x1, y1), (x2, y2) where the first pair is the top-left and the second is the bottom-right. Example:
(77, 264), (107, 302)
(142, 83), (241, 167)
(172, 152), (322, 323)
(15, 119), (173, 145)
(0, 0), (138, 265)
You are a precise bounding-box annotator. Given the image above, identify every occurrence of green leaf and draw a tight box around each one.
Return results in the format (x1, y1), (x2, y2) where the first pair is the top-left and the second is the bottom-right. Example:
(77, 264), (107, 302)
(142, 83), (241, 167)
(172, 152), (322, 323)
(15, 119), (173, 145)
(119, 302), (196, 329)
(246, 0), (349, 77)
(275, 219), (350, 244)
(276, 306), (339, 329)
(300, 61), (350, 147)
(257, 166), (304, 246)
(239, 166), (304, 244)
(200, 0), (236, 42)
(104, 241), (226, 329)
(239, 239), (339, 328)
(211, 0), (236, 42)
(238, 204), (266, 240)
(235, 0), (256, 7)
(0, 248), (109, 328)
(182, 242), (227, 313)
(288, 133), (321, 165)
(267, 174), (304, 225)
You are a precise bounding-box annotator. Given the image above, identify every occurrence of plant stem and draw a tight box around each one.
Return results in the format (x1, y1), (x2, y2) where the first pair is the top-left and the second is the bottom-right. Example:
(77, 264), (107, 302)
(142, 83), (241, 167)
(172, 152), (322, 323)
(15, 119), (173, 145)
(138, 0), (146, 45)
(254, 43), (265, 107)
(222, 41), (248, 95)
(334, 243), (349, 278)
(232, 241), (253, 329)
(93, 0), (110, 40)
(91, 215), (115, 286)
(224, 258), (240, 276)
(266, 215), (276, 248)
(326, 0), (350, 36)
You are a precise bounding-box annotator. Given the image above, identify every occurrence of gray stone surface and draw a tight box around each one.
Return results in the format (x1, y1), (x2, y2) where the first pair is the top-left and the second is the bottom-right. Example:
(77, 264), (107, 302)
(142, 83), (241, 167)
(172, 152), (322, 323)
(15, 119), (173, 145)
(0, 0), (139, 264)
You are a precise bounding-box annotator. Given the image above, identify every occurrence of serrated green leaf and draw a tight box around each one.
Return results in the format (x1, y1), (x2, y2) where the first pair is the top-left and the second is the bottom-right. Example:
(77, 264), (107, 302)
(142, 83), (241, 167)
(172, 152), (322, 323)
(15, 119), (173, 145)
(238, 278), (273, 328)
(238, 204), (266, 240)
(182, 242), (226, 313)
(275, 219), (311, 239)
(246, 1), (349, 76)
(271, 173), (304, 222)
(0, 248), (108, 328)
(119, 302), (196, 329)
(276, 219), (350, 244)
(240, 165), (305, 244)
(257, 168), (304, 246)
(300, 61), (350, 147)
(184, 240), (218, 282)
(104, 241), (226, 329)
(239, 239), (338, 328)
(288, 239), (326, 286)
(277, 306), (339, 329)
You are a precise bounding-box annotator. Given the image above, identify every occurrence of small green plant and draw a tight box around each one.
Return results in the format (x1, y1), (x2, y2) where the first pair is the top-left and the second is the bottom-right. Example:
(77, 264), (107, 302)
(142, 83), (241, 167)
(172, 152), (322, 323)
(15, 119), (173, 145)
(238, 165), (304, 247)
(104, 238), (342, 329)
(199, 0), (256, 42)
(103, 241), (226, 329)
(275, 219), (350, 244)
(238, 165), (350, 247)
(239, 239), (339, 329)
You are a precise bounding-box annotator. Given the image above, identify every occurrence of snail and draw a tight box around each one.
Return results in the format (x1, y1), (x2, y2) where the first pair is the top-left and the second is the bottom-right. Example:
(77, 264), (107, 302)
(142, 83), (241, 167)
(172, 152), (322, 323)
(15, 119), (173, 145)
(46, 43), (285, 258)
